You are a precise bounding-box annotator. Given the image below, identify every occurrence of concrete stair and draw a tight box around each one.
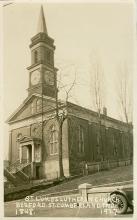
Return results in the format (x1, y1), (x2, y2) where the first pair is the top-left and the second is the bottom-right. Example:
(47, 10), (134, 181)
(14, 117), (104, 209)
(4, 169), (20, 186)
(4, 160), (31, 186)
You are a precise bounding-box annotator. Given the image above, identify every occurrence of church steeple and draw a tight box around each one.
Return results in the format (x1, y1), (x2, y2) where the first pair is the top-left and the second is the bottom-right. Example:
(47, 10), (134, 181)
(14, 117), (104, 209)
(37, 5), (48, 34)
(27, 6), (57, 98)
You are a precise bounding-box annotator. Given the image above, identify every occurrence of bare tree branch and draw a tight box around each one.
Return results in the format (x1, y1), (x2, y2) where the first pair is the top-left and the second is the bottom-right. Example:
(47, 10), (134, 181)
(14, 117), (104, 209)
(117, 62), (132, 124)
(65, 69), (76, 102)
(89, 53), (106, 161)
(90, 55), (105, 116)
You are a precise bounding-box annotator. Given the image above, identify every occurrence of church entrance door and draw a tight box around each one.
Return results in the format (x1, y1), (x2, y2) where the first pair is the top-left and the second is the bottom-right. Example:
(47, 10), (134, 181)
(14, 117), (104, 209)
(36, 166), (40, 179)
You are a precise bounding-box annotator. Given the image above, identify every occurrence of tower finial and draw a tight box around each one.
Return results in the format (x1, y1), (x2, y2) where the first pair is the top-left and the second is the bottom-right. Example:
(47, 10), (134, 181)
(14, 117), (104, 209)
(37, 5), (48, 34)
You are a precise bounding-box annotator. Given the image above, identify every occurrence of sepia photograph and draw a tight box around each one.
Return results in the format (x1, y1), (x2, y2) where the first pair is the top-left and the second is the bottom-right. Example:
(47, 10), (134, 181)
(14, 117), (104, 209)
(2, 0), (135, 218)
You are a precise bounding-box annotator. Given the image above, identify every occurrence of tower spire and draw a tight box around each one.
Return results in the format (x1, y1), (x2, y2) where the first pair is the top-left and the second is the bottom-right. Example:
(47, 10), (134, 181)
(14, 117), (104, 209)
(37, 5), (48, 34)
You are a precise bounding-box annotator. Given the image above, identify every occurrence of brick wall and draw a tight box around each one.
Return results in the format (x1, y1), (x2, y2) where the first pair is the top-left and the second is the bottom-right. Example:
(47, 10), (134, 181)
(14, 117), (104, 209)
(68, 116), (89, 175)
(68, 115), (133, 176)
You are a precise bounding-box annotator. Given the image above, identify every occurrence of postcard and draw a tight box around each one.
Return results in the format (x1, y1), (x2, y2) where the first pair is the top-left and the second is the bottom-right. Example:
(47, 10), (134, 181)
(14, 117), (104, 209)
(1, 0), (136, 219)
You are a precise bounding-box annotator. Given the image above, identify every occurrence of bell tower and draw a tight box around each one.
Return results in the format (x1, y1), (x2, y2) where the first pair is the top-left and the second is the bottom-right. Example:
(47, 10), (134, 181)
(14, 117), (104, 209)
(27, 6), (57, 98)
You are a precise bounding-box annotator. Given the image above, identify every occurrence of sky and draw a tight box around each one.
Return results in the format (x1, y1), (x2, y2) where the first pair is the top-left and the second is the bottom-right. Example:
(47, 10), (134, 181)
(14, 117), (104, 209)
(2, 0), (136, 159)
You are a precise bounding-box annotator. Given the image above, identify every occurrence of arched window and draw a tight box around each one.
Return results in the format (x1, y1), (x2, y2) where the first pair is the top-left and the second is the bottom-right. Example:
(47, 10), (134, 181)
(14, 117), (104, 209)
(47, 50), (51, 64)
(34, 50), (38, 63)
(31, 101), (35, 114)
(49, 125), (58, 155)
(36, 99), (42, 112)
(33, 127), (38, 136)
(44, 49), (47, 64)
(96, 132), (100, 156)
(112, 133), (117, 156)
(124, 133), (129, 156)
(78, 125), (84, 153)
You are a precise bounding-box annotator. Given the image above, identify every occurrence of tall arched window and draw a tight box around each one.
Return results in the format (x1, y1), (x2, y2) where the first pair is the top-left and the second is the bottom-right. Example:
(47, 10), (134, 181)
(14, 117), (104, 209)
(112, 133), (117, 156)
(96, 132), (100, 156)
(33, 127), (38, 136)
(44, 49), (47, 64)
(47, 50), (51, 64)
(34, 50), (38, 63)
(49, 125), (58, 155)
(78, 125), (84, 153)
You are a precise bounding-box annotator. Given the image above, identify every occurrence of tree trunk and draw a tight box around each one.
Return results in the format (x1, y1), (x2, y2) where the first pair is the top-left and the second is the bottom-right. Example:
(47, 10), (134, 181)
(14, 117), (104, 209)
(58, 119), (64, 178)
(98, 112), (104, 161)
(127, 124), (133, 164)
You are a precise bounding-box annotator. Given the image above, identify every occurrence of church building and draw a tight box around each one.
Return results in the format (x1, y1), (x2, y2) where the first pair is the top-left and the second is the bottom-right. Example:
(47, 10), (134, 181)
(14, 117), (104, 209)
(6, 6), (133, 182)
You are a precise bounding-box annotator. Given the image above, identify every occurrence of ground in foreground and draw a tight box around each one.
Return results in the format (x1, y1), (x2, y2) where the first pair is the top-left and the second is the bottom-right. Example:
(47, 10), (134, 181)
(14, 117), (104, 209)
(4, 165), (133, 217)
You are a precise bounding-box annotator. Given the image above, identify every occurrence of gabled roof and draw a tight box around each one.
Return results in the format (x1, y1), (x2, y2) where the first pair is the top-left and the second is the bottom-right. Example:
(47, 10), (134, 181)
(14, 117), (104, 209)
(67, 102), (130, 128)
(6, 93), (57, 123)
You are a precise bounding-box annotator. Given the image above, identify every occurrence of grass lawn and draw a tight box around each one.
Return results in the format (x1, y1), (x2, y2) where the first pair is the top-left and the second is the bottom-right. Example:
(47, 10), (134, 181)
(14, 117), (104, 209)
(34, 165), (133, 196)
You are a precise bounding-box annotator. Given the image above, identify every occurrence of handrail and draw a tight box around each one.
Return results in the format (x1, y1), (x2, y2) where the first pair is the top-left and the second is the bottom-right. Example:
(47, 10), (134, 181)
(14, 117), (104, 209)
(7, 160), (21, 172)
(10, 159), (20, 166)
(7, 159), (31, 173)
(7, 159), (20, 169)
(16, 162), (31, 171)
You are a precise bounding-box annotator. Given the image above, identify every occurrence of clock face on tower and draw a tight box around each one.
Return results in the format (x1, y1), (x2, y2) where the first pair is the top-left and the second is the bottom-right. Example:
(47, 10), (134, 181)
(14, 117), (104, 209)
(44, 70), (54, 86)
(31, 70), (40, 85)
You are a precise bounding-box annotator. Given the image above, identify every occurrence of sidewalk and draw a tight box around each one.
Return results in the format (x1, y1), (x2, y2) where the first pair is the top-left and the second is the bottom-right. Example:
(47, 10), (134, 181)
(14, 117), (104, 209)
(32, 179), (133, 198)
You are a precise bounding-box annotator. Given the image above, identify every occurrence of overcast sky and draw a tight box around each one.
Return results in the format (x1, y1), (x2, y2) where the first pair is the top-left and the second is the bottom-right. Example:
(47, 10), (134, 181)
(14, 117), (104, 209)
(3, 1), (135, 159)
